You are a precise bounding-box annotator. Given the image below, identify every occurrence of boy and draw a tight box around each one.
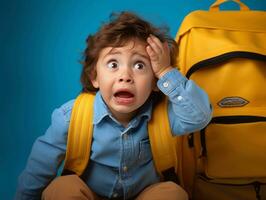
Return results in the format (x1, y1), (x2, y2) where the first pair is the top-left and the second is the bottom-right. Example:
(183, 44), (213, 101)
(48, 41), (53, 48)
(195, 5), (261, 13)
(15, 12), (212, 200)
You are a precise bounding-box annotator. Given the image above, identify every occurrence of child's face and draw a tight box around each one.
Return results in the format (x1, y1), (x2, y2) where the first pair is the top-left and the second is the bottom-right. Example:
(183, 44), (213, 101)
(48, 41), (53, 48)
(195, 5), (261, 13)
(91, 39), (156, 123)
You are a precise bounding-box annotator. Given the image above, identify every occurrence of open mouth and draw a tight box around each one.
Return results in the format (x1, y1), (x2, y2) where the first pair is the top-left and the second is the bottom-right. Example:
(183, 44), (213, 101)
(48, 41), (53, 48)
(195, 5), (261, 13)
(114, 91), (134, 98)
(114, 90), (135, 104)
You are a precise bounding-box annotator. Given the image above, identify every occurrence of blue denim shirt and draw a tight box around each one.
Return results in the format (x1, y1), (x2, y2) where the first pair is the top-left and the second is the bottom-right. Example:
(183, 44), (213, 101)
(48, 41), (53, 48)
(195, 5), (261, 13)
(15, 69), (212, 200)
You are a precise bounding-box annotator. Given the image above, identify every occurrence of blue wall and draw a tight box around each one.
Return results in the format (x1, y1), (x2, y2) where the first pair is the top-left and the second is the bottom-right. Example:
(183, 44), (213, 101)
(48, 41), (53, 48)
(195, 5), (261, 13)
(1, 0), (265, 199)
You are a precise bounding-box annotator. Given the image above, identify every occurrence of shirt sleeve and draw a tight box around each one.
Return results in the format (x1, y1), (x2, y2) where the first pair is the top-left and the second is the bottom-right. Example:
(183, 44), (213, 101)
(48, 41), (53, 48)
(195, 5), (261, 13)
(157, 68), (212, 135)
(14, 100), (74, 200)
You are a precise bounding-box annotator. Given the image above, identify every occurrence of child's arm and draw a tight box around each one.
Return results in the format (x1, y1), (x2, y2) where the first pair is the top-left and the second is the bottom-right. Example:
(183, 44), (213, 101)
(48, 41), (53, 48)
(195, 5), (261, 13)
(15, 100), (74, 199)
(147, 35), (212, 135)
(157, 69), (212, 134)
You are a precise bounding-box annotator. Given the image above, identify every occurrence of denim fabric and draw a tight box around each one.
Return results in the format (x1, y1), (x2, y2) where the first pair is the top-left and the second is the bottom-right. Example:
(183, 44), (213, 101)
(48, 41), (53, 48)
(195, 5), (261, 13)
(15, 69), (212, 200)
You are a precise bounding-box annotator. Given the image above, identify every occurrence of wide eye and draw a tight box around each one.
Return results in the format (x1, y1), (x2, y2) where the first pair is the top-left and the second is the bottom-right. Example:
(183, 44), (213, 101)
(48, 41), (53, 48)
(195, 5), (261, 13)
(107, 61), (118, 69)
(134, 62), (145, 70)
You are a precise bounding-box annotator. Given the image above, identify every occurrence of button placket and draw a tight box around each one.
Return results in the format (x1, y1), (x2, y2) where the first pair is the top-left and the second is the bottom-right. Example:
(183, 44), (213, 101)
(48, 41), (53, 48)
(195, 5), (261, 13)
(123, 133), (128, 140)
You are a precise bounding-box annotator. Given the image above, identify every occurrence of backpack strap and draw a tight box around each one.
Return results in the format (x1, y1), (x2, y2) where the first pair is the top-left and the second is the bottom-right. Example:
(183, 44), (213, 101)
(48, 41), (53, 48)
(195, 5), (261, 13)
(148, 96), (179, 180)
(210, 0), (250, 11)
(63, 93), (178, 180)
(63, 92), (95, 176)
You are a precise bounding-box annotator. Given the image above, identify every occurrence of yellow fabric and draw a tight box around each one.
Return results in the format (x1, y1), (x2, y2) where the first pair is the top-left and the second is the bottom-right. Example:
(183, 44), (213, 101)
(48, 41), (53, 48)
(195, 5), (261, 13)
(147, 96), (179, 177)
(64, 93), (95, 176)
(176, 8), (266, 77)
(175, 0), (266, 199)
(205, 121), (266, 179)
(193, 177), (266, 200)
(63, 93), (177, 178)
(210, 0), (249, 11)
(189, 59), (266, 117)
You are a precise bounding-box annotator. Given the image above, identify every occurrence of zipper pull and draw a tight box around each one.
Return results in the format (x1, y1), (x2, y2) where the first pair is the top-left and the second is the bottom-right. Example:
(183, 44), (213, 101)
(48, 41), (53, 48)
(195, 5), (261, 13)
(200, 129), (207, 157)
(187, 133), (194, 148)
(253, 182), (261, 200)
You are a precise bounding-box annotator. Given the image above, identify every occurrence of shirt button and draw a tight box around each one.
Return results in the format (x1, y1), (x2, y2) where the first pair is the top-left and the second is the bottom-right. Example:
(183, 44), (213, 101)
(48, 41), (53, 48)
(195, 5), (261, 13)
(123, 166), (128, 172)
(177, 96), (183, 101)
(163, 81), (169, 88)
(113, 193), (118, 198)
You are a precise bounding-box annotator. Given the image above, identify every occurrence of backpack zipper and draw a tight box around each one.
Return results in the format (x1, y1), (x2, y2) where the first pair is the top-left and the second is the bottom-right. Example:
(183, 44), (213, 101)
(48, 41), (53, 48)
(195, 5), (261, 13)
(198, 175), (265, 200)
(186, 51), (266, 79)
(199, 115), (266, 157)
(254, 181), (261, 200)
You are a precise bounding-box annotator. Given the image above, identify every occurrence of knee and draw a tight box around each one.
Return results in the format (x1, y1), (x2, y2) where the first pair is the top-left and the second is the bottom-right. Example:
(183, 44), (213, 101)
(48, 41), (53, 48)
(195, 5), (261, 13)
(42, 175), (90, 199)
(137, 181), (188, 200)
(166, 182), (189, 200)
(44, 175), (81, 191)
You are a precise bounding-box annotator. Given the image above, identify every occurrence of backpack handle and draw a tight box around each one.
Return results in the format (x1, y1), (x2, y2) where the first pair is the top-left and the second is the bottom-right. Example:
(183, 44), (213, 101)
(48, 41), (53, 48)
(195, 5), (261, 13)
(210, 0), (250, 11)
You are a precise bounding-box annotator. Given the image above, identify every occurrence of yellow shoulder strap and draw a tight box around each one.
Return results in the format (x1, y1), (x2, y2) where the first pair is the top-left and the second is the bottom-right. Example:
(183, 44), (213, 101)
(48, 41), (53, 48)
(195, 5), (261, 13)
(63, 93), (178, 178)
(148, 96), (178, 177)
(63, 92), (95, 176)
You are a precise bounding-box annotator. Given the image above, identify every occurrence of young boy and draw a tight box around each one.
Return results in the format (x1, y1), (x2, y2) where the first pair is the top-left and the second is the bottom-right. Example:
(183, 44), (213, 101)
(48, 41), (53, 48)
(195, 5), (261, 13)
(15, 12), (212, 200)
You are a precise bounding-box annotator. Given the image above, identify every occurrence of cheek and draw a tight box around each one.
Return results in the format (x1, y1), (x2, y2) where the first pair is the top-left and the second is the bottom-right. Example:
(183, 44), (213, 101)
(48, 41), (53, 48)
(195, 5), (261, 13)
(96, 68), (110, 85)
(138, 76), (156, 95)
(97, 75), (115, 94)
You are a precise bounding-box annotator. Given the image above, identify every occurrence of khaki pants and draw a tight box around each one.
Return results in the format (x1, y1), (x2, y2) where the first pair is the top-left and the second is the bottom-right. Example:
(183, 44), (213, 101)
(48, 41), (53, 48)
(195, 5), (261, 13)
(42, 175), (188, 200)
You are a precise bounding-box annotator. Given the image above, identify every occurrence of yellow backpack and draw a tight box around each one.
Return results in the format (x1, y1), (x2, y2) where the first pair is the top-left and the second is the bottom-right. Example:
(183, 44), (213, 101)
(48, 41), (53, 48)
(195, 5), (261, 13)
(175, 0), (266, 199)
(62, 92), (181, 182)
(62, 1), (266, 199)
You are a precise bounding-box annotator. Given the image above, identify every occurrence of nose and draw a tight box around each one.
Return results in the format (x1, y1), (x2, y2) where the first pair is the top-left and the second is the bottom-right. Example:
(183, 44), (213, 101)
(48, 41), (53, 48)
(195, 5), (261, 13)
(119, 77), (133, 83)
(118, 67), (133, 83)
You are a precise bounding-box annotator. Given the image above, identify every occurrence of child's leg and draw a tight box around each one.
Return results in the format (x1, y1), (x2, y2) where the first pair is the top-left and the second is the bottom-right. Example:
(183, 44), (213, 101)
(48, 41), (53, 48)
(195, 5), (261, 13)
(135, 181), (188, 200)
(42, 175), (100, 200)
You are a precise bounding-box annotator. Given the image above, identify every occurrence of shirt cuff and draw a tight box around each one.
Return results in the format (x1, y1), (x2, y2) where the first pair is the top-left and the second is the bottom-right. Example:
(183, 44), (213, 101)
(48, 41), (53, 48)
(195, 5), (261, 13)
(157, 68), (187, 96)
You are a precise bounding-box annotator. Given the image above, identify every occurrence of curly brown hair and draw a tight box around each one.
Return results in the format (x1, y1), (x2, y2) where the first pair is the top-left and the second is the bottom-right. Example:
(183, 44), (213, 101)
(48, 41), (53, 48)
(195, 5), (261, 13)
(81, 11), (178, 92)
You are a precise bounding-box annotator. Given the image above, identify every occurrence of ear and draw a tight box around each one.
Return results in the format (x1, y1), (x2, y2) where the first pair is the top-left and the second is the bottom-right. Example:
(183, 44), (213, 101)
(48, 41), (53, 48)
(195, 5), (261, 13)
(90, 70), (99, 89)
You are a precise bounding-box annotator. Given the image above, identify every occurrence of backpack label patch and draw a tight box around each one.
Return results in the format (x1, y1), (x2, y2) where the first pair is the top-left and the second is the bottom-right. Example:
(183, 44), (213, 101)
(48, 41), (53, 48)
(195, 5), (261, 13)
(218, 97), (249, 108)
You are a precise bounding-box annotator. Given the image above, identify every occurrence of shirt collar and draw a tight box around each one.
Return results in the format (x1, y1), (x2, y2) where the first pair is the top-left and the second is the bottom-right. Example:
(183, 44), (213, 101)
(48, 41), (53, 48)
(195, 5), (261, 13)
(131, 97), (153, 125)
(93, 91), (153, 126)
(93, 91), (111, 125)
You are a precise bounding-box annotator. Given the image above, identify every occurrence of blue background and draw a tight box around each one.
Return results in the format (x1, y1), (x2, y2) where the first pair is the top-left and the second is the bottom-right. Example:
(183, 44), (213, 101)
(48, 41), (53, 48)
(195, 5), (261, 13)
(1, 0), (265, 199)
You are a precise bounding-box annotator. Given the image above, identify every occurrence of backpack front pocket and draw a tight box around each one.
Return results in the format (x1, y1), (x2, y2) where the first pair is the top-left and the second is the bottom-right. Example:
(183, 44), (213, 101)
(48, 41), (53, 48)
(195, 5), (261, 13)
(200, 116), (266, 179)
(193, 175), (266, 200)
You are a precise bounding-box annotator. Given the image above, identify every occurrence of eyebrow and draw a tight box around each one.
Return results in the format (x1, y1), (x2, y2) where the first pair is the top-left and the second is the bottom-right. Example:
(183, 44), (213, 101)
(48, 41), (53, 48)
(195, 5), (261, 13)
(103, 48), (150, 61)
(103, 48), (121, 59)
(133, 52), (150, 60)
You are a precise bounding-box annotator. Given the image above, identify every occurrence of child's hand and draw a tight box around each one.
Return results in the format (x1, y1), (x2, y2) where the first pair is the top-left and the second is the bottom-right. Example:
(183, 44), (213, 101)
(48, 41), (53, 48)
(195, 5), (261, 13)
(146, 34), (173, 78)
